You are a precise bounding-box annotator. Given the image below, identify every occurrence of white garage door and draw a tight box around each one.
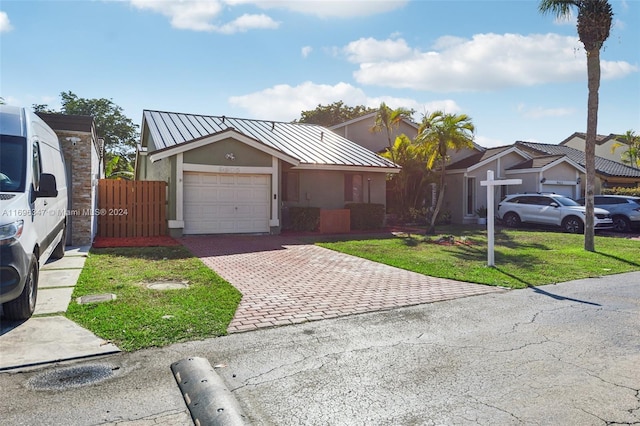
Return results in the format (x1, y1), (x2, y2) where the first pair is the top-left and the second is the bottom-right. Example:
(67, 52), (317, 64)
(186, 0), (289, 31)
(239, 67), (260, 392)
(183, 172), (270, 234)
(541, 184), (575, 198)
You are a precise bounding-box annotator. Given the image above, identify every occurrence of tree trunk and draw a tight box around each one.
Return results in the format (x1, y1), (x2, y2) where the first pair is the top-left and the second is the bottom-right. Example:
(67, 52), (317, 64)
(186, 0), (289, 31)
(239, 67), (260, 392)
(427, 159), (446, 234)
(584, 48), (600, 252)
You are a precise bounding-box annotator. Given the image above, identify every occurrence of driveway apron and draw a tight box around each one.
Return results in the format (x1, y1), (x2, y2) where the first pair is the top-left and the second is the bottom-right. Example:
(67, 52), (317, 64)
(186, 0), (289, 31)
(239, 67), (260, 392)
(182, 235), (505, 333)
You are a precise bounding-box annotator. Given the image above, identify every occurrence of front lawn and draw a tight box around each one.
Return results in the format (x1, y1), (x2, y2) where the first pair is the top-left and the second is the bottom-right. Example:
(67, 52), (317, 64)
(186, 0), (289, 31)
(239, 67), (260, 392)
(66, 246), (241, 351)
(317, 227), (640, 289)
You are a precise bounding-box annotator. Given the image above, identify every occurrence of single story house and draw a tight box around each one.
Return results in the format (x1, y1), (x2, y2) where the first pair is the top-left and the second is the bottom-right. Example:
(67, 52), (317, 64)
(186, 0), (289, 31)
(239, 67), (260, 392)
(443, 140), (640, 224)
(135, 110), (400, 236)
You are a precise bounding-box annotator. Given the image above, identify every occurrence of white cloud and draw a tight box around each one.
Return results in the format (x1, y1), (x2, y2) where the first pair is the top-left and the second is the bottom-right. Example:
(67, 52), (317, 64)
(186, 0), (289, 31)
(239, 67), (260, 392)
(0, 11), (13, 32)
(217, 13), (279, 34)
(228, 81), (460, 122)
(343, 37), (415, 63)
(229, 0), (408, 18)
(350, 33), (639, 93)
(130, 0), (278, 33)
(517, 103), (575, 119)
(130, 0), (404, 32)
(301, 46), (313, 58)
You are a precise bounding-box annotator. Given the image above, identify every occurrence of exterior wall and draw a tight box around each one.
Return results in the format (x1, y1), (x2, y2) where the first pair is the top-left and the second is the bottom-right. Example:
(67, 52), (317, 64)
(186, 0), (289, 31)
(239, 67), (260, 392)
(183, 139), (272, 167)
(55, 129), (101, 246)
(283, 169), (386, 210)
(332, 118), (418, 153)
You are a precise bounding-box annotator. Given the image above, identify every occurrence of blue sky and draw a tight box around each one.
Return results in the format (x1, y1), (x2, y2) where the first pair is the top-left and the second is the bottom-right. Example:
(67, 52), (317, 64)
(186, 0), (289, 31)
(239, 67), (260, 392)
(1, 0), (638, 148)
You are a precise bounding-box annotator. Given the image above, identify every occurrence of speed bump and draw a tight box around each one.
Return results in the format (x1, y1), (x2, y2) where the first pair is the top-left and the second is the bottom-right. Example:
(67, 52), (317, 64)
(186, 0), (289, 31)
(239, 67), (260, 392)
(171, 356), (247, 426)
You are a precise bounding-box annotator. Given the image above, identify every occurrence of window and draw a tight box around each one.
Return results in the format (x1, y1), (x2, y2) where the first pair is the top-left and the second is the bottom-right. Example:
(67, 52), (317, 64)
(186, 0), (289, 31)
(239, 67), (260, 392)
(32, 141), (42, 189)
(282, 171), (299, 202)
(466, 177), (475, 215)
(344, 174), (363, 203)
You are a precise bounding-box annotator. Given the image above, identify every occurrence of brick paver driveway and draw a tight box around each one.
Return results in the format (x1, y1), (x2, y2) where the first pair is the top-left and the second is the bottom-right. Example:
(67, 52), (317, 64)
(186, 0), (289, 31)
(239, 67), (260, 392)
(181, 235), (506, 333)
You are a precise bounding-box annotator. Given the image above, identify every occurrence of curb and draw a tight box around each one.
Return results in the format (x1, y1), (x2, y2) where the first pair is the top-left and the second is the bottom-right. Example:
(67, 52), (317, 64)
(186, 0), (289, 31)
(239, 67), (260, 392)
(171, 357), (247, 426)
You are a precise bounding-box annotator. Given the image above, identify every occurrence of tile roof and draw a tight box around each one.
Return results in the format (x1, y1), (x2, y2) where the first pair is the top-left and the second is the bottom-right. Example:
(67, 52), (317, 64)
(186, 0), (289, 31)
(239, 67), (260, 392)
(558, 132), (621, 146)
(515, 141), (640, 178)
(142, 110), (399, 170)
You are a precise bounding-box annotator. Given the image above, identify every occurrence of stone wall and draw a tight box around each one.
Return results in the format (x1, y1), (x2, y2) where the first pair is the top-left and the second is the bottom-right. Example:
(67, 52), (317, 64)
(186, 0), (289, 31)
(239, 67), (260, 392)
(56, 130), (102, 246)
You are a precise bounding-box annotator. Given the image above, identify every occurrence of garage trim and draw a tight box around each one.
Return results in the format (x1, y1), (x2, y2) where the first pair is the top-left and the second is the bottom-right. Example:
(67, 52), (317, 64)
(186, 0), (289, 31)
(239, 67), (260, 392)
(173, 155), (281, 233)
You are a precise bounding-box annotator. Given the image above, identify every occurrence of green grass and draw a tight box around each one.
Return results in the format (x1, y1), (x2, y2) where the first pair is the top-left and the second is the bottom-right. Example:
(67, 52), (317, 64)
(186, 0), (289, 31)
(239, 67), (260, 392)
(65, 246), (241, 352)
(316, 227), (640, 289)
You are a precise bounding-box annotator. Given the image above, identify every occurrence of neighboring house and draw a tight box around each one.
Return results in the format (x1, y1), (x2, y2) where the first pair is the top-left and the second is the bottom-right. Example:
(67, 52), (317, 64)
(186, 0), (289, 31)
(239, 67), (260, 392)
(559, 132), (627, 164)
(329, 111), (482, 166)
(38, 113), (104, 245)
(444, 141), (640, 224)
(135, 110), (400, 236)
(329, 111), (420, 154)
(516, 141), (640, 190)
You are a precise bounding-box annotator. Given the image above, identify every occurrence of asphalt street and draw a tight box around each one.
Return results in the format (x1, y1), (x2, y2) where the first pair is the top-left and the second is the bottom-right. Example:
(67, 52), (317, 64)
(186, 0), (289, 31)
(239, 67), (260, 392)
(1, 272), (638, 425)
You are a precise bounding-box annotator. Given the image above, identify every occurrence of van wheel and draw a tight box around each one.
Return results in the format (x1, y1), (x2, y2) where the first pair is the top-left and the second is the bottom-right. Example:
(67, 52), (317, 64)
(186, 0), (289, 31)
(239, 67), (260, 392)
(562, 216), (584, 234)
(51, 223), (66, 259)
(2, 258), (39, 320)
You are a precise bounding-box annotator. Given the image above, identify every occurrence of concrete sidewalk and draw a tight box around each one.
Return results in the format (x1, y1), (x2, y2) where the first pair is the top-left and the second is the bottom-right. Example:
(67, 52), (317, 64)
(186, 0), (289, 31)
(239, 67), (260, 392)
(0, 247), (120, 371)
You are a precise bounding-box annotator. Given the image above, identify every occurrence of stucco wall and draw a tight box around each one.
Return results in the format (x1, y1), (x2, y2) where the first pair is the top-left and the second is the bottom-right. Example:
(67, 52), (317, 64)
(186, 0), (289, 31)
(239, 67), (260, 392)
(333, 118), (418, 153)
(183, 139), (272, 167)
(283, 169), (387, 210)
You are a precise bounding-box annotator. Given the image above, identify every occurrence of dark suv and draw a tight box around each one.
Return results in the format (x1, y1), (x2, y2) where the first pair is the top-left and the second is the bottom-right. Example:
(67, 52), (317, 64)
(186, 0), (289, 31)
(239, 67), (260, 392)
(497, 193), (613, 233)
(576, 195), (640, 232)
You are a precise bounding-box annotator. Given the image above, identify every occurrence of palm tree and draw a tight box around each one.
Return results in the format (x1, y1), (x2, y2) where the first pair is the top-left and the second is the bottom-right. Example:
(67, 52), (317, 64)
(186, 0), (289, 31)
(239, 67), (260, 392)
(371, 102), (414, 164)
(381, 134), (431, 217)
(539, 0), (613, 252)
(416, 111), (475, 234)
(611, 130), (640, 168)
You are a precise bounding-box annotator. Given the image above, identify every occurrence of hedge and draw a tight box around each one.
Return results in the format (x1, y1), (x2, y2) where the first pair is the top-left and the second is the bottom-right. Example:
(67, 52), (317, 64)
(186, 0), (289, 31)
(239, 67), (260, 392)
(602, 187), (640, 197)
(345, 203), (385, 230)
(287, 207), (320, 232)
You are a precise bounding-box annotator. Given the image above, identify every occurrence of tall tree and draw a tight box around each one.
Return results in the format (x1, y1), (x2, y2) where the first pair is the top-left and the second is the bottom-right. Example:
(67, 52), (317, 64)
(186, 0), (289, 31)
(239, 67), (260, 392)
(33, 91), (138, 179)
(295, 101), (374, 127)
(371, 102), (415, 162)
(611, 130), (640, 168)
(539, 0), (613, 252)
(416, 111), (475, 234)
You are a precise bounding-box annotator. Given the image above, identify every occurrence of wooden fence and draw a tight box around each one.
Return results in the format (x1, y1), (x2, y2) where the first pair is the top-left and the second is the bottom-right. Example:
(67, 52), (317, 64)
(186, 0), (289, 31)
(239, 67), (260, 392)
(97, 180), (167, 238)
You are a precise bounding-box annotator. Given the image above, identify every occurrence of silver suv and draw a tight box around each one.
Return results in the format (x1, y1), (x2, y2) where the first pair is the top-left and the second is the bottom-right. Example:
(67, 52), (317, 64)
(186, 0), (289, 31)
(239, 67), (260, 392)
(576, 195), (640, 232)
(497, 193), (613, 233)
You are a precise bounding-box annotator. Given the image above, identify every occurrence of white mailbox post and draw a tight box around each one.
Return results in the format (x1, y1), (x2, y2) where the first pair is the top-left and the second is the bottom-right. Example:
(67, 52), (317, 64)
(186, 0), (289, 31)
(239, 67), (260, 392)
(480, 170), (522, 267)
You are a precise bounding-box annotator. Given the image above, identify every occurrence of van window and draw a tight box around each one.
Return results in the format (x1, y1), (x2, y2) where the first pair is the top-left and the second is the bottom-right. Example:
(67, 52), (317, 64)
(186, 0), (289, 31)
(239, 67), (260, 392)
(0, 135), (27, 192)
(32, 141), (42, 189)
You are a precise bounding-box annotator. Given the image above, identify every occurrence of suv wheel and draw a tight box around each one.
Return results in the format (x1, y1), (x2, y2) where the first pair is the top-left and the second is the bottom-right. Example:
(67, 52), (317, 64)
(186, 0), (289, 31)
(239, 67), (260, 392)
(503, 212), (521, 228)
(562, 216), (584, 234)
(612, 215), (631, 233)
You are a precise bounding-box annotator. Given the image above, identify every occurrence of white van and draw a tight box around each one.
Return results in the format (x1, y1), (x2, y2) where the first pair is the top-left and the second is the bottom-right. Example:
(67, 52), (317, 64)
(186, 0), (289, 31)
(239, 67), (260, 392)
(1, 105), (68, 320)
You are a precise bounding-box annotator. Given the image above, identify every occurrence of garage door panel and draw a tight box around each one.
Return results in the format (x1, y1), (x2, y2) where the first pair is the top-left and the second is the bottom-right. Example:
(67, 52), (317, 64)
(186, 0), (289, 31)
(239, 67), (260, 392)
(183, 172), (270, 234)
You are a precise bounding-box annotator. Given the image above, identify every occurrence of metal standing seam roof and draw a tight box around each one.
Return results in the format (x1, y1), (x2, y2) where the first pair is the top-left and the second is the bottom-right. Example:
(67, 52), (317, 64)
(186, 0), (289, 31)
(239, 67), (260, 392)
(142, 110), (400, 170)
(516, 141), (640, 178)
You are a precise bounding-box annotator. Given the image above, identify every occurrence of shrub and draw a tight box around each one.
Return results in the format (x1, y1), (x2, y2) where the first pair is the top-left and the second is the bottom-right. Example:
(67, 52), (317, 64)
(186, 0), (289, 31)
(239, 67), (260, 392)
(346, 203), (385, 230)
(602, 186), (640, 197)
(288, 207), (320, 232)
